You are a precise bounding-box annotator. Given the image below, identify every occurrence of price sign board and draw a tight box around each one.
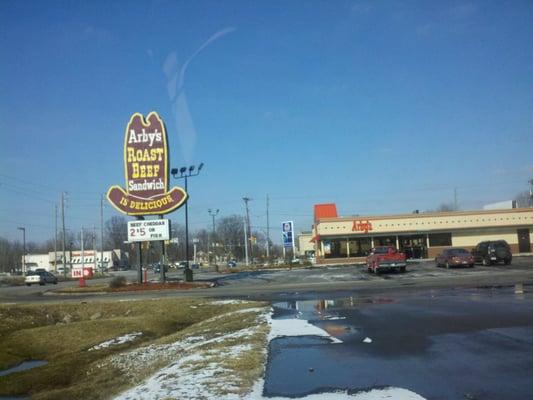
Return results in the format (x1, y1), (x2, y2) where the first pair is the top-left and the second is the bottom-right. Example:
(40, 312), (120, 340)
(128, 219), (170, 242)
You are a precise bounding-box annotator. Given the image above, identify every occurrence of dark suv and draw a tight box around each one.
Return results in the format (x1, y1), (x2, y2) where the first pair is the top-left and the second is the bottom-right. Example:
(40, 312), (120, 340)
(471, 240), (512, 266)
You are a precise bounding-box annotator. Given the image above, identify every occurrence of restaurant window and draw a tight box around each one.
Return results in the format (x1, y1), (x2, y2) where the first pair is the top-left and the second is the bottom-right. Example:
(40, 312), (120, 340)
(349, 238), (372, 257)
(323, 239), (348, 258)
(374, 236), (396, 246)
(428, 233), (452, 246)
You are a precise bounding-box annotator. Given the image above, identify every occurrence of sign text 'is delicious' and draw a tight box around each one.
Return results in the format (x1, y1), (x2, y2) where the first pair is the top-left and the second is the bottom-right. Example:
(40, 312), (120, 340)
(107, 112), (187, 215)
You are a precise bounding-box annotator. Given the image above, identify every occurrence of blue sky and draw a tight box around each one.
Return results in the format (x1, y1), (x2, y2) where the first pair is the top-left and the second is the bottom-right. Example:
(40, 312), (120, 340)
(1, 0), (532, 243)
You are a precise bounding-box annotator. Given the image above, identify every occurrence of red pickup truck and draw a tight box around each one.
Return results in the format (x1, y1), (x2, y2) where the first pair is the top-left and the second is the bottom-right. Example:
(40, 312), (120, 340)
(366, 246), (407, 274)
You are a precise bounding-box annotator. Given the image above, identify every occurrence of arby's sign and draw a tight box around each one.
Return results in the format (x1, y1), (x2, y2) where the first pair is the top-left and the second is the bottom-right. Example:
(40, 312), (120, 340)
(352, 220), (373, 233)
(107, 112), (187, 215)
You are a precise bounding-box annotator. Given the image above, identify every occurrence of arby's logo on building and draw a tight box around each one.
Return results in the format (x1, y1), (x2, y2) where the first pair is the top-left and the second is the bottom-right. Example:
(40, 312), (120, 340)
(352, 220), (373, 233)
(107, 112), (187, 215)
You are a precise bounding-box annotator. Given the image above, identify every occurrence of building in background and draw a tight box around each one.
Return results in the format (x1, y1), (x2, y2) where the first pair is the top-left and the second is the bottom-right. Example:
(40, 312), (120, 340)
(23, 249), (125, 272)
(297, 231), (315, 259)
(23, 254), (51, 271)
(312, 204), (533, 265)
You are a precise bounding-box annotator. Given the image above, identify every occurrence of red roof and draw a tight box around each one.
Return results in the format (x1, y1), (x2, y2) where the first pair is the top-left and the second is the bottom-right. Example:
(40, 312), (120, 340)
(314, 203), (338, 221)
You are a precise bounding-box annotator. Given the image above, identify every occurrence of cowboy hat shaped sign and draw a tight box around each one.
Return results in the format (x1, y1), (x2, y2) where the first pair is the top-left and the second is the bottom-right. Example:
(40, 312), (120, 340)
(107, 112), (187, 215)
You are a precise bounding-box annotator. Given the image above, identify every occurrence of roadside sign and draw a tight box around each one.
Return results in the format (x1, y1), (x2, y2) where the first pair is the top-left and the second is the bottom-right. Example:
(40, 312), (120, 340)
(71, 268), (93, 278)
(107, 112), (188, 216)
(127, 219), (170, 242)
(282, 221), (294, 249)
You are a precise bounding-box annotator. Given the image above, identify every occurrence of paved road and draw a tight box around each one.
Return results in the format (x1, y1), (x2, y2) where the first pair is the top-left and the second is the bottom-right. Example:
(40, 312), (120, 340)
(1, 257), (532, 303)
(266, 285), (533, 400)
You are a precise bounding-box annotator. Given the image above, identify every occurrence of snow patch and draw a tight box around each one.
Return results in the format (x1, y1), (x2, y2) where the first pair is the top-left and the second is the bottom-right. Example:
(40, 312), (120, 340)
(89, 332), (143, 351)
(210, 299), (250, 305)
(363, 337), (373, 344)
(115, 343), (254, 400)
(246, 380), (426, 399)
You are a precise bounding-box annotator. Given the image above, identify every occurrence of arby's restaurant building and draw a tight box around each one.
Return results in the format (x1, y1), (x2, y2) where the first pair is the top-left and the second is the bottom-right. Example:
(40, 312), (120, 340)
(311, 204), (533, 264)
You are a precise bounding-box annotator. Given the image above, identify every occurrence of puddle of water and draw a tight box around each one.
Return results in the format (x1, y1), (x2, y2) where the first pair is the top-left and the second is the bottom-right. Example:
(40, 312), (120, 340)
(0, 360), (48, 377)
(273, 296), (396, 319)
(267, 292), (533, 400)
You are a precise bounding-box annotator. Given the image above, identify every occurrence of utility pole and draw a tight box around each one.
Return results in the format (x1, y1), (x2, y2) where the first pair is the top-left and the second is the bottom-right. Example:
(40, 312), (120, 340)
(54, 205), (58, 273)
(100, 194), (104, 272)
(61, 192), (67, 277)
(243, 216), (249, 265)
(80, 227), (84, 270)
(208, 209), (219, 264)
(80, 227), (85, 287)
(266, 194), (270, 259)
(242, 197), (252, 260)
(17, 227), (26, 274)
(93, 226), (97, 271)
(454, 188), (458, 211)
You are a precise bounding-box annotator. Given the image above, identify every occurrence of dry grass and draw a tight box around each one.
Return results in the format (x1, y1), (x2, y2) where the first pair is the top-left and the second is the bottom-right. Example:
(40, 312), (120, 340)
(0, 275), (25, 286)
(0, 298), (269, 400)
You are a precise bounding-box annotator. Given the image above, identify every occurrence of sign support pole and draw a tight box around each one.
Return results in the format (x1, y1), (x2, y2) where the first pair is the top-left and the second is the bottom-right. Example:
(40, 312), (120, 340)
(137, 242), (143, 284)
(160, 215), (166, 283)
(136, 216), (144, 284)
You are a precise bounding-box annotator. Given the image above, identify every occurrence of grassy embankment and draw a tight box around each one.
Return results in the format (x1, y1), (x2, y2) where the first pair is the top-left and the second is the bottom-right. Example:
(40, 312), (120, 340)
(0, 298), (269, 399)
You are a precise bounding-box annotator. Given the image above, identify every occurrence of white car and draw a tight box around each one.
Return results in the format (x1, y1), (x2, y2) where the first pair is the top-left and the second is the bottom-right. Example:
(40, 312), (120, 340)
(25, 270), (58, 286)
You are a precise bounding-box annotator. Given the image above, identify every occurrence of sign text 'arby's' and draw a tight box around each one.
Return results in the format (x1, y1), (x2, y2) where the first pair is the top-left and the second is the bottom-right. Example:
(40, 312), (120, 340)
(107, 112), (187, 216)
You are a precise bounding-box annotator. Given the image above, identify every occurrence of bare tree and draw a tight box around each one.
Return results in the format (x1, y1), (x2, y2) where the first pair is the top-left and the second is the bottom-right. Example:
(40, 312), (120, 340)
(514, 191), (533, 208)
(426, 202), (455, 213)
(105, 216), (128, 250)
(166, 222), (186, 262)
(216, 215), (245, 260)
(194, 228), (209, 254)
(0, 237), (19, 273)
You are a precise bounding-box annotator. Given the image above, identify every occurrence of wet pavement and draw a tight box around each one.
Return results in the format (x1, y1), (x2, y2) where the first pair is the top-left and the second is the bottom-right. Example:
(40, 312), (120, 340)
(211, 256), (533, 287)
(2, 256), (533, 304)
(265, 285), (533, 399)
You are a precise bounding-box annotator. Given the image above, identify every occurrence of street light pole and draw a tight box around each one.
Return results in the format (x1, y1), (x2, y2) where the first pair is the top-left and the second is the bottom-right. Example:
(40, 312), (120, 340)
(184, 175), (189, 271)
(171, 163), (204, 281)
(17, 227), (26, 274)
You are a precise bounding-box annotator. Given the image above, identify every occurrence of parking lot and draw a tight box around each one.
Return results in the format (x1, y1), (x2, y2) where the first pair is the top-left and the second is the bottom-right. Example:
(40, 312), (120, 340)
(203, 255), (533, 288)
(1, 256), (532, 304)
